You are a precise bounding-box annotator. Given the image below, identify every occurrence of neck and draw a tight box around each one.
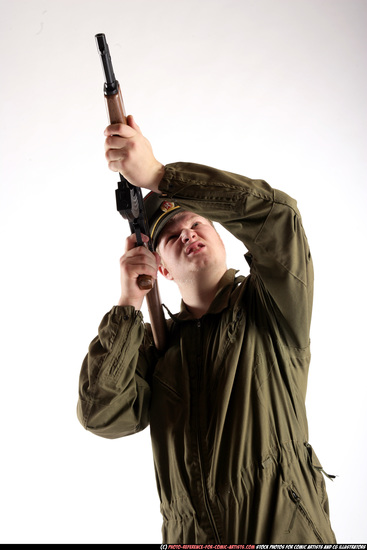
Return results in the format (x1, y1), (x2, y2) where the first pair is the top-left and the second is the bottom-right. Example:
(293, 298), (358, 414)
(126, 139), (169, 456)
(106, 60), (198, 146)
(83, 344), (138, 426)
(178, 266), (227, 318)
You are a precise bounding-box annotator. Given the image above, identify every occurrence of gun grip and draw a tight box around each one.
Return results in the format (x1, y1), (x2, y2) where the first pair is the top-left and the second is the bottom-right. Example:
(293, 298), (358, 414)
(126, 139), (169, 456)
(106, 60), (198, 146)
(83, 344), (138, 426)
(137, 274), (154, 290)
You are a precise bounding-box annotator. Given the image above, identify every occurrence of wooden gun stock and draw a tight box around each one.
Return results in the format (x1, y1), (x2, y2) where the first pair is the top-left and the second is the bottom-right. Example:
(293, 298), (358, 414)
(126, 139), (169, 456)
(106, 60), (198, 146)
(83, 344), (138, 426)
(96, 33), (167, 351)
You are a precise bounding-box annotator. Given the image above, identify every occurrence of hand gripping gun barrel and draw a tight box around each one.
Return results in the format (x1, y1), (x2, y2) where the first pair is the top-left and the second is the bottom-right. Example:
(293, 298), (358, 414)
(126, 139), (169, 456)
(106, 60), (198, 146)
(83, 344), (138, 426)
(95, 33), (167, 352)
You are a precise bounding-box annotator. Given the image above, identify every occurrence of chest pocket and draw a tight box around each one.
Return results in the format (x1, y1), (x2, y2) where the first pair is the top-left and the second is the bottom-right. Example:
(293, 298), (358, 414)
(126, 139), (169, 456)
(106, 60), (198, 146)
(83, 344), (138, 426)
(209, 306), (245, 366)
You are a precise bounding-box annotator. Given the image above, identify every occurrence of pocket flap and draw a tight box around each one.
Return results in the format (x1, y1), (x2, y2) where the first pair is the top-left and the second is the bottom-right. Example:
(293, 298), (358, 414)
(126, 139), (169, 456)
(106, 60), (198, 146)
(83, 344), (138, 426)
(305, 442), (336, 480)
(305, 442), (323, 468)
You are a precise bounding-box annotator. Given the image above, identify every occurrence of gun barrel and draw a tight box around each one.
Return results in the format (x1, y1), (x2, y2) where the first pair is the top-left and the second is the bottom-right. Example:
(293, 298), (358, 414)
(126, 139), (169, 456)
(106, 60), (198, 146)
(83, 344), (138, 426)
(95, 33), (118, 95)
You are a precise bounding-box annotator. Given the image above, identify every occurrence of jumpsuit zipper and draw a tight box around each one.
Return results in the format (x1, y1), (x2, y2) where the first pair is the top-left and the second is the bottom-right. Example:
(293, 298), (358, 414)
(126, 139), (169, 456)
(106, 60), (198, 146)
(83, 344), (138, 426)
(288, 487), (324, 543)
(196, 319), (221, 544)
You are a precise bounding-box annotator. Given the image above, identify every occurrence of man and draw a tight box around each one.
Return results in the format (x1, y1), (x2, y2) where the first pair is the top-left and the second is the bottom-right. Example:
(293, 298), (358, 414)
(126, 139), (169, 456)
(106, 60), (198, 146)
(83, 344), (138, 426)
(77, 116), (336, 543)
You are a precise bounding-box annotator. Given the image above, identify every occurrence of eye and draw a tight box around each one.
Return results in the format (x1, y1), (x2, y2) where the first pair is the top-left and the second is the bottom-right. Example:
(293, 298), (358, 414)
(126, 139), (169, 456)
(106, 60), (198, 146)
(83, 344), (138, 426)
(192, 222), (199, 228)
(167, 234), (178, 242)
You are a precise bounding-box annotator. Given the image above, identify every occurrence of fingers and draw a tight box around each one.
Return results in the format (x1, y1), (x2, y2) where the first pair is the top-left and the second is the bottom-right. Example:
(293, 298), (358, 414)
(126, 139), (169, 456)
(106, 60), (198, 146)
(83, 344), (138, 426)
(125, 235), (161, 268)
(118, 234), (160, 309)
(125, 233), (150, 252)
(123, 234), (160, 277)
(104, 138), (128, 172)
(104, 122), (136, 138)
(120, 246), (159, 283)
(120, 252), (158, 280)
(104, 134), (131, 156)
(103, 116), (163, 192)
(104, 118), (141, 141)
(104, 122), (138, 172)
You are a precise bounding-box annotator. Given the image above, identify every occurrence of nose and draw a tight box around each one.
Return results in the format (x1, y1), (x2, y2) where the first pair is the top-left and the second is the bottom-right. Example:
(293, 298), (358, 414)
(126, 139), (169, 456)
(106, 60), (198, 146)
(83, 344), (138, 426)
(180, 227), (197, 244)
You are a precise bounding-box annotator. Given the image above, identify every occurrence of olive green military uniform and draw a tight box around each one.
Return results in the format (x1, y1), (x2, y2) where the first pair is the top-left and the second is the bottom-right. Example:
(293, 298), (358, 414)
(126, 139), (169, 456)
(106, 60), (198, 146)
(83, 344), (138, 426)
(77, 163), (336, 543)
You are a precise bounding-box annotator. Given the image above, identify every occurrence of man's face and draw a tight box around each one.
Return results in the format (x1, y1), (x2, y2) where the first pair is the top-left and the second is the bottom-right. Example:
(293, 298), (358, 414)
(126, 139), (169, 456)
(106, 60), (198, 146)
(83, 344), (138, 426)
(156, 211), (227, 284)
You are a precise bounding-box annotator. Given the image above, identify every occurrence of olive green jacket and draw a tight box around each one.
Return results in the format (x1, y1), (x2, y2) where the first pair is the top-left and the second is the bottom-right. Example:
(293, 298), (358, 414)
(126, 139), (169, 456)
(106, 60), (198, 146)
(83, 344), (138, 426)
(77, 163), (336, 544)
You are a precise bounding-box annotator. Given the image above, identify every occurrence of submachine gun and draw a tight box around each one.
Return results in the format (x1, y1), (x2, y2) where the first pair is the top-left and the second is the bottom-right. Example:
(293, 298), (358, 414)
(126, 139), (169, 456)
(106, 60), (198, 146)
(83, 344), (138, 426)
(95, 33), (167, 352)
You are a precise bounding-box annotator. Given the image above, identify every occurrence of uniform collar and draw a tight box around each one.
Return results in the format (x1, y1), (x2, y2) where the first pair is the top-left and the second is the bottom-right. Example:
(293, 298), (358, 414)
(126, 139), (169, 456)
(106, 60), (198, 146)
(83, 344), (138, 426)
(163, 268), (242, 322)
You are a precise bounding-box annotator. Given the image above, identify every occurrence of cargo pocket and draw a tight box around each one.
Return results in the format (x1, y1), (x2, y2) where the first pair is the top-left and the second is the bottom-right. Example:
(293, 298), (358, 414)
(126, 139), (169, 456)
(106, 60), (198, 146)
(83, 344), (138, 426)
(305, 442), (336, 481)
(286, 484), (324, 543)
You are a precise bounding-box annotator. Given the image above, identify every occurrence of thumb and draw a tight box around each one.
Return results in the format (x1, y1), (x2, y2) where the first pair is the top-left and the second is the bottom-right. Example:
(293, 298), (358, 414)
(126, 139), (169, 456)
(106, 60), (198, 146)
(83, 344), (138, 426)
(126, 114), (141, 134)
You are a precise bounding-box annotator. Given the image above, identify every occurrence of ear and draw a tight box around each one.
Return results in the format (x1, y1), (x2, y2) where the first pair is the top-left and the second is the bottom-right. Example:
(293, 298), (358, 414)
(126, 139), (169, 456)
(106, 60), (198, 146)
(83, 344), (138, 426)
(158, 264), (174, 281)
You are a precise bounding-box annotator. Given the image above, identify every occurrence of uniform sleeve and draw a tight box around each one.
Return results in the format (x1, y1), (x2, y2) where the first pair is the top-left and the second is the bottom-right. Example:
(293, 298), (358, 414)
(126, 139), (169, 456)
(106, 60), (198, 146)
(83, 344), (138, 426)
(159, 162), (313, 349)
(77, 305), (155, 439)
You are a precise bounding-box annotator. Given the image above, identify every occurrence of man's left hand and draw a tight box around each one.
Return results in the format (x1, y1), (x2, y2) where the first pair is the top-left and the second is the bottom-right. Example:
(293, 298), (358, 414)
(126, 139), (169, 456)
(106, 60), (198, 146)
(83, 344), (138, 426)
(104, 115), (164, 193)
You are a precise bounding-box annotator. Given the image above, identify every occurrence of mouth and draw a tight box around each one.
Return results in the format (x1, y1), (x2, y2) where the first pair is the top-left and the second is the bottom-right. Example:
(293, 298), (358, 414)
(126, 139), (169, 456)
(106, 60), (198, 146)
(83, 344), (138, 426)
(186, 242), (205, 256)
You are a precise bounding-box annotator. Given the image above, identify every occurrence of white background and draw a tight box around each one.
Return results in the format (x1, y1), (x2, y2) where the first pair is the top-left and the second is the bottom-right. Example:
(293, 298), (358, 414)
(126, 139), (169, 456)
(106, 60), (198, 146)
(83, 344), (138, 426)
(1, 0), (366, 544)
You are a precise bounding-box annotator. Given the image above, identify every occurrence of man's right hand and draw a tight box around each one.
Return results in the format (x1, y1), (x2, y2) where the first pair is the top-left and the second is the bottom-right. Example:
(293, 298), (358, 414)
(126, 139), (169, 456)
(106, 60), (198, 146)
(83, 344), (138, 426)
(118, 233), (161, 311)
